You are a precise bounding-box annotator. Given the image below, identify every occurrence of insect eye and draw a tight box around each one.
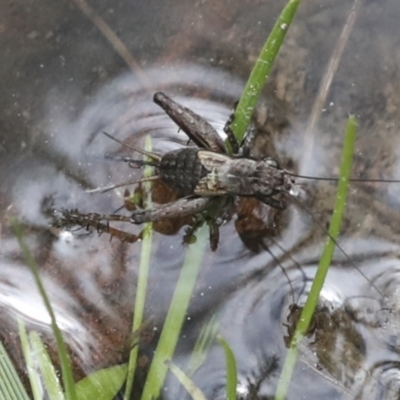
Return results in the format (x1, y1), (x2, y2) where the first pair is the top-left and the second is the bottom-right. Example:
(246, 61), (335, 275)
(265, 158), (280, 169)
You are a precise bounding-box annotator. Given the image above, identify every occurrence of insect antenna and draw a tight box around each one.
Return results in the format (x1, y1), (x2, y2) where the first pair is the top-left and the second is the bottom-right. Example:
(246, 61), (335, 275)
(288, 194), (384, 298)
(102, 131), (162, 162)
(264, 236), (309, 305)
(285, 170), (399, 297)
(261, 243), (297, 305)
(89, 132), (161, 193)
(286, 171), (400, 184)
(86, 175), (160, 193)
(103, 155), (160, 168)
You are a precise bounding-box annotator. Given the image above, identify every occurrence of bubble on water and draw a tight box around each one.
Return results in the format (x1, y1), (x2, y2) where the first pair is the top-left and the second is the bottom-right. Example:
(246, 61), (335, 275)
(236, 380), (250, 398)
(59, 230), (74, 244)
(289, 186), (299, 197)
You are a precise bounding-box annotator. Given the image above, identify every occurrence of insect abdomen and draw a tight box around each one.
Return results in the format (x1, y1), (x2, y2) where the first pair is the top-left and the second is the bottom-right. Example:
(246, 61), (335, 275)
(159, 148), (207, 196)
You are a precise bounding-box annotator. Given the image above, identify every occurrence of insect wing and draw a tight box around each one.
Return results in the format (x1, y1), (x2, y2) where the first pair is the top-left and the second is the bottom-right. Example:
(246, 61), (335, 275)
(194, 151), (232, 196)
(197, 150), (231, 170)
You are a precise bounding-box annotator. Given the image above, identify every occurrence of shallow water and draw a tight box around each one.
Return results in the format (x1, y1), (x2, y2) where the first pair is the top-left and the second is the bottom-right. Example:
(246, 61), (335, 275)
(2, 0), (400, 399)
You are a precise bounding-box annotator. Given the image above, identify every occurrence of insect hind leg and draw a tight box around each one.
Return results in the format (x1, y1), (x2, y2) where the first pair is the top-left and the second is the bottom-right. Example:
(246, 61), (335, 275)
(55, 209), (141, 243)
(130, 196), (211, 224)
(153, 92), (227, 153)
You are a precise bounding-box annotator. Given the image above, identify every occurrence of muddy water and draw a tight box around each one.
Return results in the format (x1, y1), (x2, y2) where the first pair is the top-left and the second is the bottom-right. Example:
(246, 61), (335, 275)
(1, 0), (400, 399)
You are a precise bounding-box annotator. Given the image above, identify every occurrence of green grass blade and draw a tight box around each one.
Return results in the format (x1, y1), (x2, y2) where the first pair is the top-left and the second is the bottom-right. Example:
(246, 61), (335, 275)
(165, 361), (207, 400)
(75, 364), (127, 400)
(140, 223), (209, 400)
(11, 220), (77, 400)
(230, 0), (300, 144)
(18, 318), (43, 400)
(186, 313), (219, 376)
(0, 338), (30, 400)
(274, 116), (358, 400)
(124, 135), (154, 400)
(29, 331), (64, 400)
(217, 336), (237, 400)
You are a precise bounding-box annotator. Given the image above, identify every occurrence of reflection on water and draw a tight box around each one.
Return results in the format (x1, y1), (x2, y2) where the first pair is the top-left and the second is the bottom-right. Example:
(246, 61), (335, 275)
(1, 62), (400, 399)
(2, 0), (400, 398)
(165, 239), (400, 399)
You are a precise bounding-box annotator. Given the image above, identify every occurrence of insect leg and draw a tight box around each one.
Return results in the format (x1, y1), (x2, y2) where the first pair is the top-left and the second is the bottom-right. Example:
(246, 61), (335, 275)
(97, 223), (142, 243)
(102, 131), (161, 161)
(208, 222), (220, 251)
(55, 209), (141, 243)
(239, 124), (257, 158)
(256, 192), (287, 210)
(59, 198), (211, 227)
(183, 196), (231, 251)
(184, 220), (220, 251)
(223, 114), (240, 154)
(130, 196), (211, 224)
(86, 175), (160, 194)
(103, 154), (159, 168)
(182, 216), (208, 248)
(58, 198), (211, 240)
(153, 92), (227, 153)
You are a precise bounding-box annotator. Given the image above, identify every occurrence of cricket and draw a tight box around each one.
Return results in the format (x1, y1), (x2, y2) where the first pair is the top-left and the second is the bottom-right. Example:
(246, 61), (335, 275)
(59, 91), (299, 250)
(57, 90), (400, 284)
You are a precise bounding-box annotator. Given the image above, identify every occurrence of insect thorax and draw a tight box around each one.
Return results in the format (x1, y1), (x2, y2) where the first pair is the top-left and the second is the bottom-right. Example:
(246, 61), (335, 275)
(195, 152), (289, 198)
(159, 148), (208, 196)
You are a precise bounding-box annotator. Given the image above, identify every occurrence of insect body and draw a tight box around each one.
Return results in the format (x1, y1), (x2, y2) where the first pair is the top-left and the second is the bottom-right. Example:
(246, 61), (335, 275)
(147, 147), (291, 205)
(59, 92), (294, 249)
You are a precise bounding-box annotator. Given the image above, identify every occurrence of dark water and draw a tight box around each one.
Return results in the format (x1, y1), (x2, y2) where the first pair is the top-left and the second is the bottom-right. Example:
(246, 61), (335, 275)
(2, 0), (400, 398)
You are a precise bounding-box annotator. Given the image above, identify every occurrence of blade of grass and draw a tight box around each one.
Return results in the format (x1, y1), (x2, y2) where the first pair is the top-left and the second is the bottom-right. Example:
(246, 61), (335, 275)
(186, 313), (219, 376)
(29, 331), (64, 400)
(217, 336), (237, 400)
(302, 0), (362, 173)
(165, 361), (207, 400)
(11, 220), (77, 400)
(18, 318), (43, 400)
(0, 337), (30, 400)
(124, 136), (154, 400)
(75, 364), (127, 400)
(230, 0), (300, 145)
(274, 116), (358, 400)
(140, 223), (209, 400)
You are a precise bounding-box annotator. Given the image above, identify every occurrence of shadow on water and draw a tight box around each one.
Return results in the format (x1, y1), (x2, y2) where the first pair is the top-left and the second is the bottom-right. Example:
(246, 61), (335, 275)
(2, 0), (400, 398)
